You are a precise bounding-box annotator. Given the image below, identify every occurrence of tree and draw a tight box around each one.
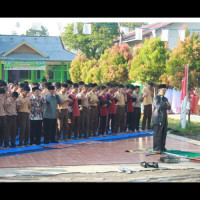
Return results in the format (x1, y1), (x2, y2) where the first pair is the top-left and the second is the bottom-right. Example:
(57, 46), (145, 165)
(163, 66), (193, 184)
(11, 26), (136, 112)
(69, 54), (87, 83)
(166, 30), (200, 90)
(24, 26), (49, 36)
(129, 36), (169, 85)
(98, 43), (133, 84)
(81, 58), (99, 83)
(60, 23), (119, 59)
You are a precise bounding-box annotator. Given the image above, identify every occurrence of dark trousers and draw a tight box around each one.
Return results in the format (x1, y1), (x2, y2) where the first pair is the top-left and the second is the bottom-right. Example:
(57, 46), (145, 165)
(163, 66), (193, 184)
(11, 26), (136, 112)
(106, 114), (116, 133)
(18, 112), (30, 146)
(57, 109), (68, 140)
(79, 107), (89, 138)
(126, 112), (134, 131)
(30, 120), (42, 145)
(89, 106), (98, 136)
(0, 116), (6, 147)
(132, 107), (141, 131)
(114, 106), (125, 133)
(5, 115), (17, 147)
(99, 116), (107, 135)
(43, 118), (57, 143)
(142, 104), (152, 130)
(153, 124), (168, 151)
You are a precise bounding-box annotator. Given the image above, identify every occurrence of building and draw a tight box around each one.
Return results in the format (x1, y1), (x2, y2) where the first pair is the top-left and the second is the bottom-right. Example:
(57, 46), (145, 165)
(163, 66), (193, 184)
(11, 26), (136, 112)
(114, 22), (200, 51)
(0, 35), (75, 83)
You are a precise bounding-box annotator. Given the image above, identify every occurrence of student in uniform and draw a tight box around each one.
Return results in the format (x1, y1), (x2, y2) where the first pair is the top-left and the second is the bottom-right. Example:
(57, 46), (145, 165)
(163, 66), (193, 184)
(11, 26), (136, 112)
(0, 88), (6, 149)
(126, 85), (136, 132)
(106, 84), (117, 134)
(4, 91), (18, 148)
(98, 86), (110, 136)
(68, 83), (80, 139)
(141, 82), (154, 131)
(17, 85), (31, 147)
(87, 83), (99, 137)
(30, 87), (46, 145)
(76, 84), (90, 138)
(132, 86), (143, 132)
(43, 85), (62, 144)
(114, 84), (127, 134)
(57, 83), (72, 140)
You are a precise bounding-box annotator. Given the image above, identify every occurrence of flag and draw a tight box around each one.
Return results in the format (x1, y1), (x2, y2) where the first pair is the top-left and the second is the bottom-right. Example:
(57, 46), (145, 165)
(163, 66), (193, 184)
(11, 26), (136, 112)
(135, 28), (143, 40)
(181, 64), (189, 129)
(15, 22), (20, 28)
(178, 29), (185, 41)
(120, 26), (129, 35)
(161, 29), (169, 41)
(74, 22), (78, 34)
(151, 29), (156, 38)
(83, 23), (92, 34)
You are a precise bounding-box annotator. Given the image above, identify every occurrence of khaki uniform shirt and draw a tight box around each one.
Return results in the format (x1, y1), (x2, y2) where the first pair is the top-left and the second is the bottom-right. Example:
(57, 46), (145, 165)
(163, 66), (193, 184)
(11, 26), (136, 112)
(5, 98), (17, 116)
(115, 91), (126, 106)
(87, 90), (99, 106)
(76, 92), (89, 108)
(142, 87), (153, 105)
(18, 95), (31, 113)
(0, 96), (6, 116)
(57, 91), (69, 109)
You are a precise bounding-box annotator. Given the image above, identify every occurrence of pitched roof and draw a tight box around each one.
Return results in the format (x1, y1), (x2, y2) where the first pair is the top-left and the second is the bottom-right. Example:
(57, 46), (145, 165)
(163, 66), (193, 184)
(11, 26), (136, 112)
(0, 35), (75, 61)
(114, 22), (173, 43)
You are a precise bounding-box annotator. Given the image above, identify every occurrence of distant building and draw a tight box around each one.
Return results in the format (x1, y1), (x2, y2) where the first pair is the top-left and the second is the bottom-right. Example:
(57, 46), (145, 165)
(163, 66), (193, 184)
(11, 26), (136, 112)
(114, 22), (200, 51)
(0, 35), (75, 83)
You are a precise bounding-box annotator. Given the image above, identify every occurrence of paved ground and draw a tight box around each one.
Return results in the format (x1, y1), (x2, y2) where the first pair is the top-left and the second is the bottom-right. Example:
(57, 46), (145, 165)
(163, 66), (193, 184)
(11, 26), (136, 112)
(0, 114), (199, 182)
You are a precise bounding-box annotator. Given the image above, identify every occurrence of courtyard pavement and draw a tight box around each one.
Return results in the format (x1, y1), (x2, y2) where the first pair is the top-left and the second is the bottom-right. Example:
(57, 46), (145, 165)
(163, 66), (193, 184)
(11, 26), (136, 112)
(0, 114), (199, 177)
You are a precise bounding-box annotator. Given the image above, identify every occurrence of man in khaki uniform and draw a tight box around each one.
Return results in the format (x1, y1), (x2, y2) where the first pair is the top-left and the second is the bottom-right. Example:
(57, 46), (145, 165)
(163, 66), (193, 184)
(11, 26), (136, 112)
(114, 84), (127, 134)
(87, 83), (99, 137)
(17, 85), (31, 146)
(141, 82), (154, 131)
(57, 83), (72, 140)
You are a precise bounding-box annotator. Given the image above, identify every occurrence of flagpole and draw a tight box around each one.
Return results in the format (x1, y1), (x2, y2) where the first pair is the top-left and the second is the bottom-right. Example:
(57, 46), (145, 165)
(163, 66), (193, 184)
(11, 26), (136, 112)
(181, 64), (189, 129)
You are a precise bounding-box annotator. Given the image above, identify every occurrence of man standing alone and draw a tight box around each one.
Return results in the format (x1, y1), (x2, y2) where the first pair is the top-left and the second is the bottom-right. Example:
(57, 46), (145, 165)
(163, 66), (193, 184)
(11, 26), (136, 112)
(152, 84), (171, 153)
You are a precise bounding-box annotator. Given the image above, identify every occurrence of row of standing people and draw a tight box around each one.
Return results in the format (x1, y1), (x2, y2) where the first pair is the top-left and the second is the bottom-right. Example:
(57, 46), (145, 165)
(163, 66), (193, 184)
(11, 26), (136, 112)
(0, 79), (153, 149)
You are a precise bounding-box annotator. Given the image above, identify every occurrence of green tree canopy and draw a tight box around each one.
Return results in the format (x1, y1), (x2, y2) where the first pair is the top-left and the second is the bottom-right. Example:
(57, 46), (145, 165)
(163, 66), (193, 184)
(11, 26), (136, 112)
(129, 36), (169, 85)
(60, 23), (119, 59)
(69, 54), (88, 83)
(24, 26), (49, 36)
(98, 43), (133, 84)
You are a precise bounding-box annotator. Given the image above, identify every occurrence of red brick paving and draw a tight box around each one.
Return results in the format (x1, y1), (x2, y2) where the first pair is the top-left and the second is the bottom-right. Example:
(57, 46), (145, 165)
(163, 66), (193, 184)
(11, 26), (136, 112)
(0, 136), (199, 168)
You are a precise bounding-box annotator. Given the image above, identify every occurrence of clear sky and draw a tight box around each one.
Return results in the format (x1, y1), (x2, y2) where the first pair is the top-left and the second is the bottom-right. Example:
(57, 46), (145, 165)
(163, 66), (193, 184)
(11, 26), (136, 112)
(0, 17), (199, 36)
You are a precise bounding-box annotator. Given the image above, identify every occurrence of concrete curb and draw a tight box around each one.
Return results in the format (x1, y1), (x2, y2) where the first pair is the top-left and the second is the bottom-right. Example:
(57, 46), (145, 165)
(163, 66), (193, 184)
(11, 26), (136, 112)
(167, 132), (200, 146)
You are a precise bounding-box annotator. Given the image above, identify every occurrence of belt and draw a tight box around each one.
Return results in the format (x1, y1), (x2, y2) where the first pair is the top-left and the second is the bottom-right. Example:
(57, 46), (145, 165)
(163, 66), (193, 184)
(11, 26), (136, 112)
(116, 105), (125, 107)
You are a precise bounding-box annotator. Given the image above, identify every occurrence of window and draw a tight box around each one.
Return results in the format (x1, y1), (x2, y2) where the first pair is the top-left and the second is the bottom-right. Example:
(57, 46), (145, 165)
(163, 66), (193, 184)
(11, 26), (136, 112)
(20, 70), (29, 79)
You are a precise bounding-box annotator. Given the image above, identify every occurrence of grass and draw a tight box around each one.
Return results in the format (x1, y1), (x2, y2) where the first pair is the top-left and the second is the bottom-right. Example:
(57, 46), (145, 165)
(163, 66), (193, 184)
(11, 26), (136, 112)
(167, 117), (200, 136)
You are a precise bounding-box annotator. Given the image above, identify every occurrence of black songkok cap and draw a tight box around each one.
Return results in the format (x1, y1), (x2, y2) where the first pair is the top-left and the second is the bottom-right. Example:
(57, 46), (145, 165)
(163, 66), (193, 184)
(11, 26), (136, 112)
(48, 85), (55, 90)
(158, 84), (167, 89)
